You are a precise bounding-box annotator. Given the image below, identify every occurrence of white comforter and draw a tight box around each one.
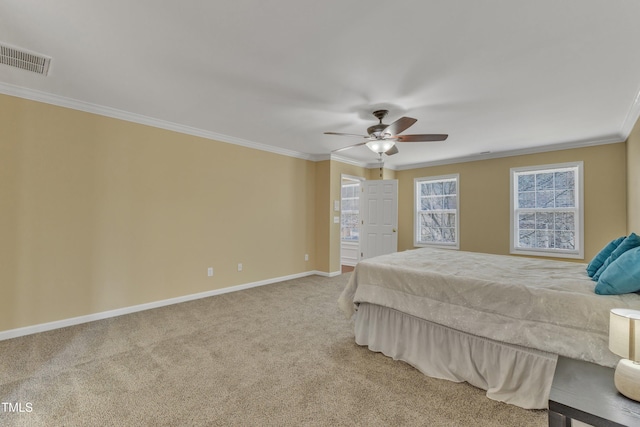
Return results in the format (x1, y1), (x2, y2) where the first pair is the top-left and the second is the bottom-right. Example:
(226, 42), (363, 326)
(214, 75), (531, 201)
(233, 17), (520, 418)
(338, 248), (640, 367)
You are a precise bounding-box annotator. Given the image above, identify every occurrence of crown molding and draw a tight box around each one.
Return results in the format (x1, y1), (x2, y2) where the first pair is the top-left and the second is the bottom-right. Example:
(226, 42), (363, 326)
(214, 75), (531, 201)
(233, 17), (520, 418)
(310, 154), (331, 162)
(366, 161), (398, 171)
(394, 135), (624, 171)
(620, 87), (640, 138)
(330, 133), (625, 171)
(328, 154), (402, 171)
(329, 154), (369, 167)
(0, 82), (314, 161)
(2, 82), (632, 170)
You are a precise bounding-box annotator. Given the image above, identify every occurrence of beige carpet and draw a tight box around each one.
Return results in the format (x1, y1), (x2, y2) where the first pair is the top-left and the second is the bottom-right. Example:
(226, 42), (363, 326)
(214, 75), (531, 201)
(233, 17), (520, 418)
(0, 274), (546, 426)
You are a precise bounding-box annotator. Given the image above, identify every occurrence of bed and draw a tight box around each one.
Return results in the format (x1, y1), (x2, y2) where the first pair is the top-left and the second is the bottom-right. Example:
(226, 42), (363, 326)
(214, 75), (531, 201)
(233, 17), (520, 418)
(338, 247), (640, 409)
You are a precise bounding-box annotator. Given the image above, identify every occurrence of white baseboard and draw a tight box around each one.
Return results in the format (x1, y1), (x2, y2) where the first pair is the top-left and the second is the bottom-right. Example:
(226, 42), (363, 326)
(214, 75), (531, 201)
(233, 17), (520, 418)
(313, 270), (343, 278)
(0, 270), (337, 341)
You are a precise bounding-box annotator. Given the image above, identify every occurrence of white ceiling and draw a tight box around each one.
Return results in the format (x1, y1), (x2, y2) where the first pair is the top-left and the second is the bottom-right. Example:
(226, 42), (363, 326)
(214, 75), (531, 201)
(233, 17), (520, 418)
(2, 0), (640, 169)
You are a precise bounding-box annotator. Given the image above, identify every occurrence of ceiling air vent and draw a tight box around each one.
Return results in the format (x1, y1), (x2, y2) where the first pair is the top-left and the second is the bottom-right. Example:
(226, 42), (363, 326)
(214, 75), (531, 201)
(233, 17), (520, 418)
(0, 43), (51, 76)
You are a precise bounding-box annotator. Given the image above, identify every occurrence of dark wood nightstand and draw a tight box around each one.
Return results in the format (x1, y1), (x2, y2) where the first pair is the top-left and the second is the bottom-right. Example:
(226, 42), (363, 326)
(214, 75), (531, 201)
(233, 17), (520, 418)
(548, 356), (640, 427)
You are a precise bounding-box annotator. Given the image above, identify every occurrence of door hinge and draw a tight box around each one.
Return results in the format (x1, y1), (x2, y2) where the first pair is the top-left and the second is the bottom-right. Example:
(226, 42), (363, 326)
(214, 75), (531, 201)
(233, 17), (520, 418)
(361, 220), (364, 225)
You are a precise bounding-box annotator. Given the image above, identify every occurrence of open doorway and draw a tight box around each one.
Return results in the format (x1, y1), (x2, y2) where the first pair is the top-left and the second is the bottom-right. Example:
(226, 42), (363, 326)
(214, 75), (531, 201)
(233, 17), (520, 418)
(340, 175), (364, 273)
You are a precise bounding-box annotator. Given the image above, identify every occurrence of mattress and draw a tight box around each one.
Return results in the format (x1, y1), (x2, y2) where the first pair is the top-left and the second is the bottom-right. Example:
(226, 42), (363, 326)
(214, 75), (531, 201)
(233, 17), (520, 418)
(338, 247), (640, 367)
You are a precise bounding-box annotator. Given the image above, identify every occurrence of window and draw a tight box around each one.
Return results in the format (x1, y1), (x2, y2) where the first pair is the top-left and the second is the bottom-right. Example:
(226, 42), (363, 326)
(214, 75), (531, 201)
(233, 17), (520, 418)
(510, 162), (583, 258)
(414, 174), (459, 248)
(341, 182), (360, 241)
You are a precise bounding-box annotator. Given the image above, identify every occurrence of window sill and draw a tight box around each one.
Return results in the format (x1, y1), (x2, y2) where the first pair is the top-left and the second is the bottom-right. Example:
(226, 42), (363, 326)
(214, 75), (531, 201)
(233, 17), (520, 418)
(510, 248), (583, 260)
(414, 243), (459, 250)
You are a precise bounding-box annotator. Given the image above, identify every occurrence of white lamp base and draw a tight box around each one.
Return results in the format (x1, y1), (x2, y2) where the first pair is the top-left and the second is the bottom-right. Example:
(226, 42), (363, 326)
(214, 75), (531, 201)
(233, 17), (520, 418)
(614, 359), (640, 402)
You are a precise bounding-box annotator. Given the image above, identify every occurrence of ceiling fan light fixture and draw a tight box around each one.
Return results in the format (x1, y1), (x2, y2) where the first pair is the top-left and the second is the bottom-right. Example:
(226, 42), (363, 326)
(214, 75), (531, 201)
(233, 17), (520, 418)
(366, 139), (395, 154)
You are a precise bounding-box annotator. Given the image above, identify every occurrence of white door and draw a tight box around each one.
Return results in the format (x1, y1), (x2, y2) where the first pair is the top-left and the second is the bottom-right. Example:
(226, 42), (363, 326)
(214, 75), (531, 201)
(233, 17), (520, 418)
(360, 180), (398, 260)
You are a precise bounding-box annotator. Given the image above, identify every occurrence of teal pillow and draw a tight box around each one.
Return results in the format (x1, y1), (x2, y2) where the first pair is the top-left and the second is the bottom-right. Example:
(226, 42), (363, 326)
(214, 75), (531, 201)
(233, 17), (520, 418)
(593, 232), (640, 281)
(595, 246), (640, 295)
(586, 236), (625, 277)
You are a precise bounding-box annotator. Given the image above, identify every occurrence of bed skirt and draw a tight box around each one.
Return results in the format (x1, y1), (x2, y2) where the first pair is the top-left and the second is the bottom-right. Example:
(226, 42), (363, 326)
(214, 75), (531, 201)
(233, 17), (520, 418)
(354, 303), (558, 409)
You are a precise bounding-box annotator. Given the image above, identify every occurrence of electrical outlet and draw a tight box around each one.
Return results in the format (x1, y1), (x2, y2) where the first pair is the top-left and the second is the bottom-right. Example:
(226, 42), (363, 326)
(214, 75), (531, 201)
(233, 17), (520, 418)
(238, 263), (243, 272)
(207, 267), (214, 277)
(305, 254), (309, 261)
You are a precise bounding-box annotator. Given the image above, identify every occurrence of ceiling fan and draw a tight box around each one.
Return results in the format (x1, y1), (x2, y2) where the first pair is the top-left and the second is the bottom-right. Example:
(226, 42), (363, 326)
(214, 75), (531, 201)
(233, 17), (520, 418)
(325, 109), (448, 156)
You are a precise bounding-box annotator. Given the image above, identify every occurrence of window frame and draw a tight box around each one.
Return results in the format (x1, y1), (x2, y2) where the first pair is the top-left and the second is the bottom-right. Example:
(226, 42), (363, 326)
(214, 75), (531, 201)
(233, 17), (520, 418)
(509, 161), (584, 259)
(414, 173), (460, 250)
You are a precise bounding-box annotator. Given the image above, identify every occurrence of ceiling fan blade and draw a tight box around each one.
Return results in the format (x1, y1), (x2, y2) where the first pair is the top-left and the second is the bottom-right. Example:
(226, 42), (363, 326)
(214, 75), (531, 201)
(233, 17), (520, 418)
(324, 132), (369, 138)
(331, 141), (369, 153)
(381, 117), (417, 136)
(385, 145), (399, 156)
(395, 134), (448, 142)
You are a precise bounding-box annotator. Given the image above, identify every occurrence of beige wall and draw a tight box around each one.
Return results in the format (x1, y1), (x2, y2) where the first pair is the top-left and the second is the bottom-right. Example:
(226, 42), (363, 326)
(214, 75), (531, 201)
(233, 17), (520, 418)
(627, 117), (640, 233)
(0, 94), (318, 331)
(395, 143), (627, 261)
(1, 91), (635, 334)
